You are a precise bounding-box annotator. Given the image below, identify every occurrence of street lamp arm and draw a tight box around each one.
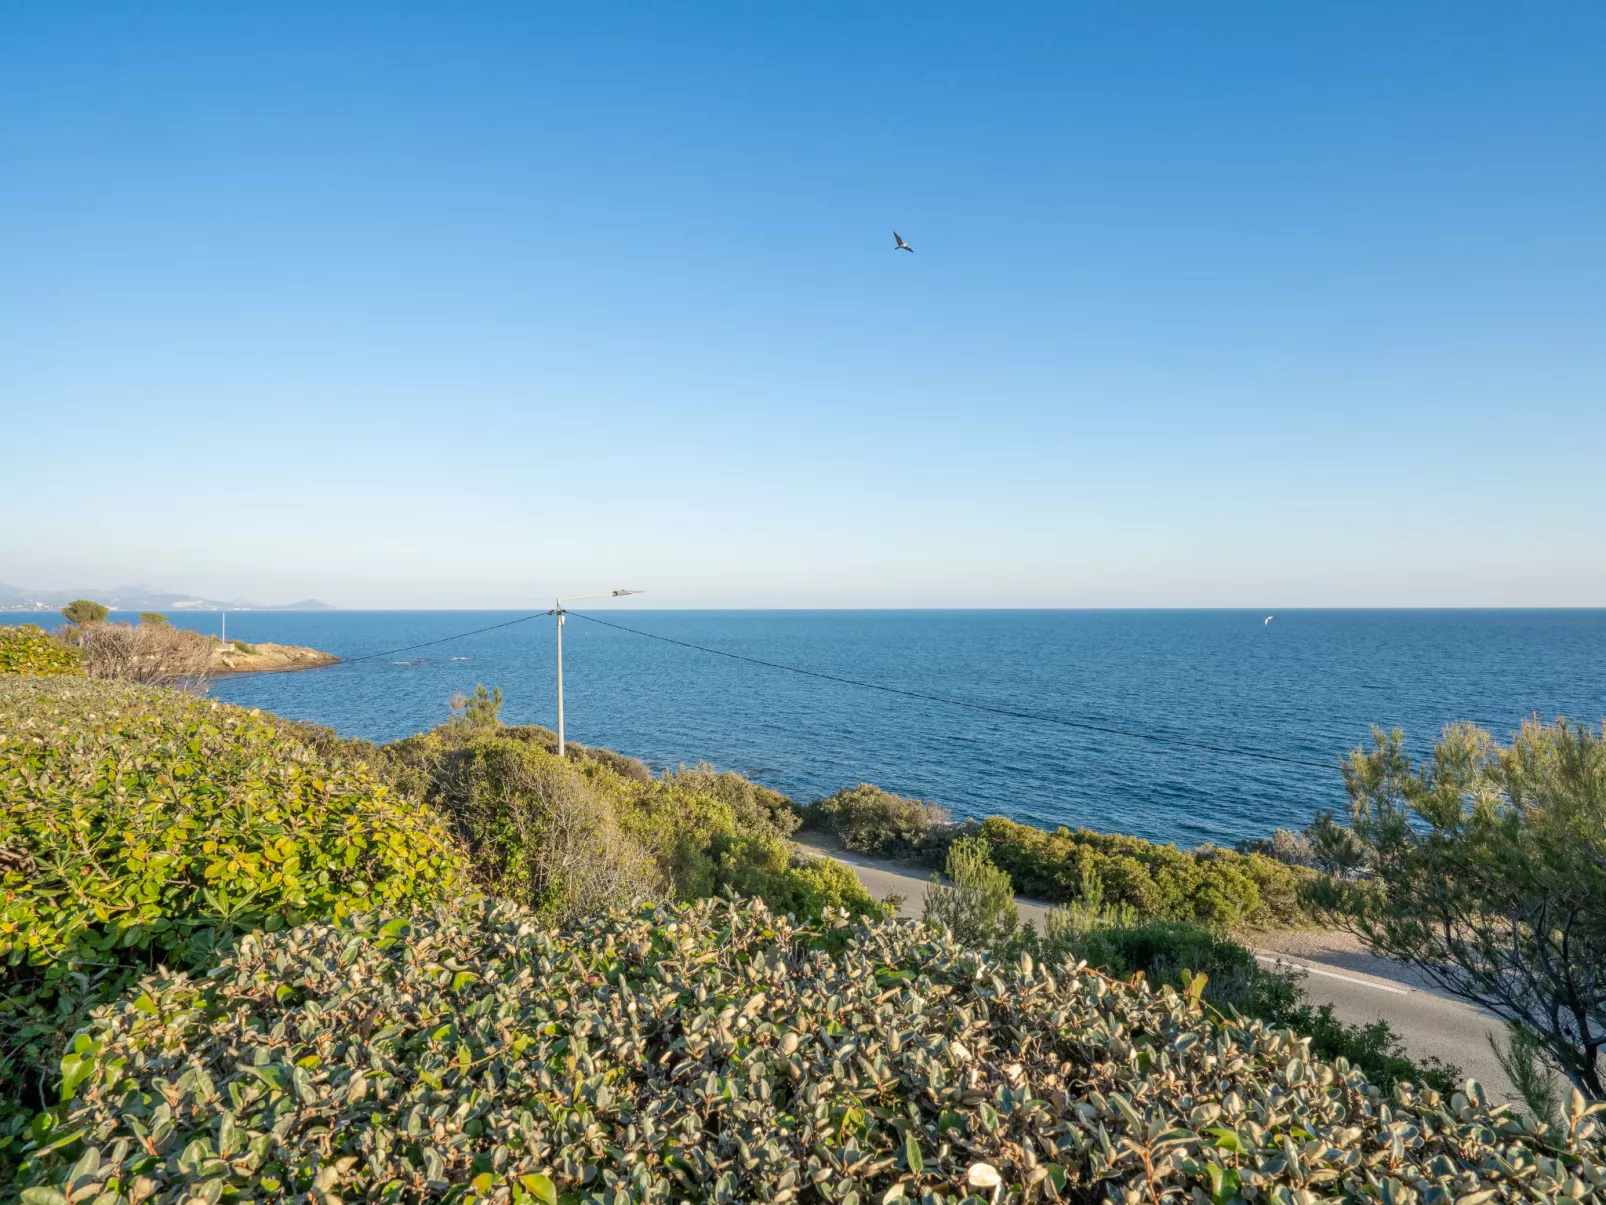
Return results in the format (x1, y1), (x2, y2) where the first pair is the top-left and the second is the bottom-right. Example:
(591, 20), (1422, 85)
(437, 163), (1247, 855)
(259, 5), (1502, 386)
(556, 589), (643, 610)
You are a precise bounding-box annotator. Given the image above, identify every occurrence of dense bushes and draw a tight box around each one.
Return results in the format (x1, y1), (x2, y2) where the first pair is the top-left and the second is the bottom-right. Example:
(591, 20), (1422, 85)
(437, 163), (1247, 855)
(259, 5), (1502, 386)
(1, 619), (213, 686)
(19, 897), (1604, 1204)
(921, 839), (1462, 1096)
(804, 782), (951, 858)
(0, 676), (464, 1147)
(0, 623), (80, 676)
(383, 704), (876, 925)
(979, 815), (1311, 929)
(804, 786), (1310, 930)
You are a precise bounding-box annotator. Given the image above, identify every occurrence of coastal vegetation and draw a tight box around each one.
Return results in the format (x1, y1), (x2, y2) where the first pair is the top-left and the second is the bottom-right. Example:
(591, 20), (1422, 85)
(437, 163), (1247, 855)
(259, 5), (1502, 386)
(0, 623), (79, 676)
(919, 829), (1462, 1096)
(0, 672), (877, 1171)
(0, 676), (463, 1157)
(3, 636), (1602, 1197)
(18, 896), (1606, 1205)
(0, 611), (338, 683)
(804, 784), (1311, 930)
(1310, 719), (1606, 1100)
(71, 619), (215, 688)
(382, 685), (882, 926)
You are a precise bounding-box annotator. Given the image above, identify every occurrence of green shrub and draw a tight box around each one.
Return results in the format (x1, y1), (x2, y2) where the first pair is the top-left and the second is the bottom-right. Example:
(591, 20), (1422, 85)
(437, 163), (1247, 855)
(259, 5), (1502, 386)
(137, 612), (168, 626)
(806, 782), (950, 857)
(384, 704), (803, 921)
(0, 624), (80, 676)
(923, 836), (1019, 948)
(384, 725), (667, 920)
(978, 815), (1311, 929)
(1031, 879), (1461, 1096)
(0, 676), (465, 1148)
(663, 762), (799, 839)
(17, 897), (1603, 1204)
(448, 683), (503, 730)
(712, 833), (885, 922)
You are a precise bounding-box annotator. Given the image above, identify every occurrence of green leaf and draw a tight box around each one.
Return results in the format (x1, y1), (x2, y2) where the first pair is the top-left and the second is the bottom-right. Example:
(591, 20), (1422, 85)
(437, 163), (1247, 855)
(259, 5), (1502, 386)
(1205, 1127), (1246, 1155)
(59, 1052), (94, 1102)
(521, 1173), (558, 1205)
(904, 1132), (923, 1174)
(1206, 1162), (1241, 1204)
(20, 1189), (69, 1205)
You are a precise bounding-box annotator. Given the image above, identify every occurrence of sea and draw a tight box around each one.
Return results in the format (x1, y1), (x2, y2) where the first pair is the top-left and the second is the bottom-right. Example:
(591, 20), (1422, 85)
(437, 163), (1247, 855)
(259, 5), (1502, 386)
(7, 609), (1604, 848)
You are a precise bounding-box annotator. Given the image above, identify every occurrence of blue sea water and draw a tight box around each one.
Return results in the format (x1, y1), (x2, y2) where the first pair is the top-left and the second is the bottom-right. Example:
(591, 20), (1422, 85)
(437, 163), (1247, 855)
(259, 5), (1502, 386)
(7, 609), (1604, 847)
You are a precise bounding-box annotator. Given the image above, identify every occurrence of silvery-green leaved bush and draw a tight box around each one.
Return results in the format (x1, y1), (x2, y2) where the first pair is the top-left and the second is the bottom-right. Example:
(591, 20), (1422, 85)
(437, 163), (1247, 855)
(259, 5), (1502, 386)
(16, 896), (1604, 1205)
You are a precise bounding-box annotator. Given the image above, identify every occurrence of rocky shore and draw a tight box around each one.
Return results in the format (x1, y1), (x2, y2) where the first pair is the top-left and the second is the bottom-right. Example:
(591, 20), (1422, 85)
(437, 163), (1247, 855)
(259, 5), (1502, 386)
(208, 641), (339, 673)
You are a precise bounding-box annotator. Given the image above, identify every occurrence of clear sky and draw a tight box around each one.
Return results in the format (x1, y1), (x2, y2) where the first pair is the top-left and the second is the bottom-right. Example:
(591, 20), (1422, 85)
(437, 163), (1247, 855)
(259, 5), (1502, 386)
(3, 3), (1602, 608)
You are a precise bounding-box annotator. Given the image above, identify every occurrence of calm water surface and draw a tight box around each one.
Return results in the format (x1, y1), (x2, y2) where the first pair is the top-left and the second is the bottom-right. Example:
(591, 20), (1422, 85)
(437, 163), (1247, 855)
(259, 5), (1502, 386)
(9, 609), (1603, 847)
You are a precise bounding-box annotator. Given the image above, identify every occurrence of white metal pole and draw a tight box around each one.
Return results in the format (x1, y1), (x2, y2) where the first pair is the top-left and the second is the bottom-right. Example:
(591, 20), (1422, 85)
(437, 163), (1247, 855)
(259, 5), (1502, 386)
(221, 611), (226, 644)
(555, 602), (565, 758)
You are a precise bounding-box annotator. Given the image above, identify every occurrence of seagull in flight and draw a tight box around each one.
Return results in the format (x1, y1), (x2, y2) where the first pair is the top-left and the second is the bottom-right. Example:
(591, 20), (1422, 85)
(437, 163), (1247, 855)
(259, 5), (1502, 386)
(893, 231), (914, 253)
(1264, 615), (1275, 626)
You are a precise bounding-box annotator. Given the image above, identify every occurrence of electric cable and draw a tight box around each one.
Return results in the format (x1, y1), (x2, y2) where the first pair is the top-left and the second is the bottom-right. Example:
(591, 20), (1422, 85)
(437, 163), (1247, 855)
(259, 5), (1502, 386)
(563, 610), (1337, 770)
(211, 610), (555, 675)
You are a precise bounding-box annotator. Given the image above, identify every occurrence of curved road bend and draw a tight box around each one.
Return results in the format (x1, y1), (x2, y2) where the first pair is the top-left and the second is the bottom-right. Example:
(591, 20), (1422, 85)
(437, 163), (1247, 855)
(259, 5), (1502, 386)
(796, 835), (1515, 1103)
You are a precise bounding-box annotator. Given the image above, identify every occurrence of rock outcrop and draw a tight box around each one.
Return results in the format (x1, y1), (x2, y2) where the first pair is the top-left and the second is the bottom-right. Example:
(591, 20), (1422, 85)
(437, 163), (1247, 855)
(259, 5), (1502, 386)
(209, 642), (339, 673)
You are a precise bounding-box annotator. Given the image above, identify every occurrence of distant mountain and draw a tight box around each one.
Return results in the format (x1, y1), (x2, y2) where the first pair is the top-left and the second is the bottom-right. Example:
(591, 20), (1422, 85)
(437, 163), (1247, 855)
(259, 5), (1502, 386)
(0, 583), (338, 612)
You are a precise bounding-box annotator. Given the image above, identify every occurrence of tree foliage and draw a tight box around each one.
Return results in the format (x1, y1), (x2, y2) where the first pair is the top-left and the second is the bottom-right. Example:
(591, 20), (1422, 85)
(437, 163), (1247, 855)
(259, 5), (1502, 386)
(59, 599), (108, 626)
(448, 683), (504, 730)
(1312, 719), (1606, 1097)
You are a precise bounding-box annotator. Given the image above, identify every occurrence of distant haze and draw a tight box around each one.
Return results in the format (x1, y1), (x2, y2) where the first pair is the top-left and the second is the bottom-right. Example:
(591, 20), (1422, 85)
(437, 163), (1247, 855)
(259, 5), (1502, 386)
(2, 6), (1603, 609)
(0, 583), (334, 613)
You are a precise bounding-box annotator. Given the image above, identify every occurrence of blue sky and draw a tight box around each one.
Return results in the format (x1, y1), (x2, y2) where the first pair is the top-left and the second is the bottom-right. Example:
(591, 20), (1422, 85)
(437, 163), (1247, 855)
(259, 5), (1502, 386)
(3, 3), (1602, 607)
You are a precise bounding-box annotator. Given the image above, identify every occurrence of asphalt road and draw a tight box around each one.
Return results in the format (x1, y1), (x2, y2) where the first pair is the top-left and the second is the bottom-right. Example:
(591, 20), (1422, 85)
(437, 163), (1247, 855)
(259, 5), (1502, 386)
(798, 835), (1515, 1102)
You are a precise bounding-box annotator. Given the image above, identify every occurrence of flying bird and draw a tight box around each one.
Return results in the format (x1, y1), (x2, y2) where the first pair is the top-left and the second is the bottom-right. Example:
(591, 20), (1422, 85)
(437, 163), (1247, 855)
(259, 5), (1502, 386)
(893, 231), (914, 253)
(1264, 615), (1275, 626)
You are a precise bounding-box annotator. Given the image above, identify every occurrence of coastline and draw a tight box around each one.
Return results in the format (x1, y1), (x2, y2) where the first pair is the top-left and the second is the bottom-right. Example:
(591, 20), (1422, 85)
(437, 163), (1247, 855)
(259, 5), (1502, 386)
(208, 641), (340, 674)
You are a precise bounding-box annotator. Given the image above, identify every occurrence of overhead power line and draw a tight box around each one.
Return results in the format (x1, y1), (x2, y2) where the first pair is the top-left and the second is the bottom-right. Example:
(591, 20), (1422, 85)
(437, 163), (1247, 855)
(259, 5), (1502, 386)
(209, 607), (1337, 771)
(563, 611), (1337, 771)
(218, 610), (555, 675)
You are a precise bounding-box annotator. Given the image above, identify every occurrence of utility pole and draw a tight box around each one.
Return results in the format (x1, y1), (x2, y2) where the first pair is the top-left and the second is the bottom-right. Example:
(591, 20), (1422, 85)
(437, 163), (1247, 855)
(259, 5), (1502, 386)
(554, 606), (565, 753)
(553, 590), (641, 757)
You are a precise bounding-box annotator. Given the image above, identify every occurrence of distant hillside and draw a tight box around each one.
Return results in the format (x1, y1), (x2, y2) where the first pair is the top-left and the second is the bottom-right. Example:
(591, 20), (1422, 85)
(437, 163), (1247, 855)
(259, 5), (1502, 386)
(0, 582), (337, 612)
